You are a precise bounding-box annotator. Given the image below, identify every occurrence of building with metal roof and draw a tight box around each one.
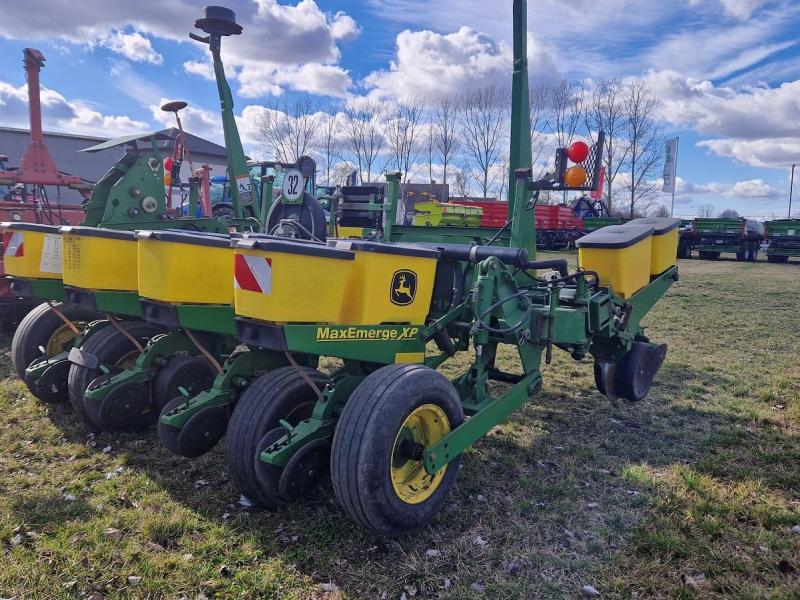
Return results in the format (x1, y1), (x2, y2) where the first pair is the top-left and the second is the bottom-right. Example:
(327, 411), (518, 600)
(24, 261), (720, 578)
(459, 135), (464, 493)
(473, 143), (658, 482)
(0, 126), (230, 203)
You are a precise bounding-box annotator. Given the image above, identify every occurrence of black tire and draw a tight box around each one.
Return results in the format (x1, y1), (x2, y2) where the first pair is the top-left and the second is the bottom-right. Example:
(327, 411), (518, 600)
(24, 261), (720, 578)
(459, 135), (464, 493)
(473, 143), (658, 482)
(767, 255), (779, 263)
(593, 361), (606, 395)
(330, 364), (465, 537)
(735, 251), (745, 262)
(615, 342), (667, 402)
(11, 302), (98, 380)
(152, 355), (217, 412)
(67, 321), (162, 429)
(224, 366), (327, 508)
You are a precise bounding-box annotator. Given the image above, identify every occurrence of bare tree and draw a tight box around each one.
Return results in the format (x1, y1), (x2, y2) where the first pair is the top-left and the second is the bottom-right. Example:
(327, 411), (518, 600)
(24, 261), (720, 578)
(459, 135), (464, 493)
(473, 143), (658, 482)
(384, 98), (425, 182)
(343, 102), (385, 184)
(529, 82), (552, 173)
(432, 96), (460, 186)
(425, 125), (435, 183)
(651, 204), (671, 217)
(318, 113), (341, 186)
(585, 78), (627, 213)
(697, 203), (716, 217)
(718, 208), (740, 219)
(258, 96), (321, 163)
(620, 80), (663, 218)
(549, 80), (585, 149)
(460, 85), (507, 198)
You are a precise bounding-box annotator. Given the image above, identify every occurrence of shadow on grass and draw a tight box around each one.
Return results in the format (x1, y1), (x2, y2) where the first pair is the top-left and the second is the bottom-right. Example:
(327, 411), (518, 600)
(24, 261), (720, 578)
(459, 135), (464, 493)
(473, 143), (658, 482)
(6, 353), (799, 597)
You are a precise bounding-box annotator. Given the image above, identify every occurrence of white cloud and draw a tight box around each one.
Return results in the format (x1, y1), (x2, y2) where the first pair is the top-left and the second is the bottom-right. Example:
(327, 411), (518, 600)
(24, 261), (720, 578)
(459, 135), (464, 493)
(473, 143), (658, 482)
(331, 12), (361, 41)
(698, 138), (800, 168)
(364, 27), (559, 101)
(709, 0), (767, 20)
(644, 70), (800, 168)
(0, 0), (359, 99)
(676, 176), (782, 199)
(0, 80), (146, 137)
(99, 30), (162, 65)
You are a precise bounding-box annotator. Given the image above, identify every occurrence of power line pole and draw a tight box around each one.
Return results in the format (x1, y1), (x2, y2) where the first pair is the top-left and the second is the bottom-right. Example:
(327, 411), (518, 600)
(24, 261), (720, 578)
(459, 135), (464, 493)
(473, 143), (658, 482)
(790, 164), (796, 219)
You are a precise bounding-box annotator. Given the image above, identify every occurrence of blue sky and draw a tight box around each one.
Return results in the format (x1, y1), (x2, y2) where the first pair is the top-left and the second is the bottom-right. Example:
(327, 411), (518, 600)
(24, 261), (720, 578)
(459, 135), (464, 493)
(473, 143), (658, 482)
(1, 0), (799, 218)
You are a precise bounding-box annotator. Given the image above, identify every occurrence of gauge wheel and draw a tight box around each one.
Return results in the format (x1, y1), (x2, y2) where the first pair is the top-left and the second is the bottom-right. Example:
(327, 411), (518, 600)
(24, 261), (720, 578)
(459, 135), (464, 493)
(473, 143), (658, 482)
(67, 321), (161, 429)
(11, 302), (96, 380)
(225, 366), (328, 508)
(330, 364), (464, 537)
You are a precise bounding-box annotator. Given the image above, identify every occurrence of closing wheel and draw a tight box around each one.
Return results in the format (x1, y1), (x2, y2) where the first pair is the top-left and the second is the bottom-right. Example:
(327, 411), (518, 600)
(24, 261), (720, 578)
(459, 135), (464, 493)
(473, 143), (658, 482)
(67, 321), (162, 430)
(278, 438), (331, 501)
(225, 366), (327, 508)
(153, 355), (217, 412)
(330, 364), (465, 537)
(179, 405), (229, 458)
(615, 342), (668, 402)
(24, 357), (71, 404)
(96, 381), (154, 431)
(11, 302), (97, 381)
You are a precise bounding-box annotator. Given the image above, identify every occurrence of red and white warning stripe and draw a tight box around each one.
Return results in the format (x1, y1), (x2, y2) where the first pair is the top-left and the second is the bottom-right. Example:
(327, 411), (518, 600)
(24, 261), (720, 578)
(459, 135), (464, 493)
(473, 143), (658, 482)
(234, 254), (272, 294)
(3, 232), (24, 257)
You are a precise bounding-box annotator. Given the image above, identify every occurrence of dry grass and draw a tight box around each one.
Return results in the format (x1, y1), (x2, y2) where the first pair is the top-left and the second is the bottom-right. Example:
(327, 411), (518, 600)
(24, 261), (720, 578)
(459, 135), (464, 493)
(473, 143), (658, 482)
(0, 255), (798, 599)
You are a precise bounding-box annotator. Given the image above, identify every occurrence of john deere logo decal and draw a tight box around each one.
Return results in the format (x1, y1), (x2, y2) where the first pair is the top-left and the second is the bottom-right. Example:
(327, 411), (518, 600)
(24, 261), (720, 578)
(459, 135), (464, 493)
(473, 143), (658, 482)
(391, 270), (417, 306)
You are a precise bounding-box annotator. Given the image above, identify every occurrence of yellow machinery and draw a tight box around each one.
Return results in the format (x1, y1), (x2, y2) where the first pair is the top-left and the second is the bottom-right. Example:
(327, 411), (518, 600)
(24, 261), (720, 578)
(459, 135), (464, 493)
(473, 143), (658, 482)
(624, 217), (681, 275)
(576, 225), (654, 299)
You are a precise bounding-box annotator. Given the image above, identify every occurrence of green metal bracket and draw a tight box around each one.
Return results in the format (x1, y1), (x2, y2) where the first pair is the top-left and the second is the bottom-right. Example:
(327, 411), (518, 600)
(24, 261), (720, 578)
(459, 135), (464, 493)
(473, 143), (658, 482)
(259, 374), (363, 467)
(161, 350), (287, 428)
(424, 371), (542, 475)
(83, 331), (202, 405)
(175, 304), (237, 336)
(93, 290), (142, 318)
(24, 318), (111, 383)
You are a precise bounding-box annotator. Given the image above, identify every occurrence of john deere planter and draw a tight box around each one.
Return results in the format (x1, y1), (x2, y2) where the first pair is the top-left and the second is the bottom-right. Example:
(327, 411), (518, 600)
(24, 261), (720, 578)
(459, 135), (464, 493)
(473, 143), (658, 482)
(150, 1), (676, 536)
(4, 2), (679, 537)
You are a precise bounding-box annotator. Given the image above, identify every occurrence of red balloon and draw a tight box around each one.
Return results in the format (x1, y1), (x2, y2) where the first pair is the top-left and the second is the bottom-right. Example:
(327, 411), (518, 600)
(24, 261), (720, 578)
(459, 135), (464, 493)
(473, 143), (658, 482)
(566, 141), (590, 163)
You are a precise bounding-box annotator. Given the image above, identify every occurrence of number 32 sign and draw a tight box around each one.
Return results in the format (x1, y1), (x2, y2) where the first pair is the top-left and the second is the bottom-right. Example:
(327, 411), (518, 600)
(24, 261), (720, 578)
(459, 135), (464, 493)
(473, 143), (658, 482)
(281, 168), (305, 201)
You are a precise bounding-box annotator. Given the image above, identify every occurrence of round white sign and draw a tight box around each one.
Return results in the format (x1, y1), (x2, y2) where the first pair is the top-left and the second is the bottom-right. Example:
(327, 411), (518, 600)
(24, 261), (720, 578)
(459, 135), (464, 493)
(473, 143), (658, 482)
(281, 168), (305, 201)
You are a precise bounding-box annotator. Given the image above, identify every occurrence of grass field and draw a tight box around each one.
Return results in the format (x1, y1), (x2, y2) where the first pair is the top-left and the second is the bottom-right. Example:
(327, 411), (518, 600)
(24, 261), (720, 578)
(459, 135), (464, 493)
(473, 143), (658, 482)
(1, 256), (798, 599)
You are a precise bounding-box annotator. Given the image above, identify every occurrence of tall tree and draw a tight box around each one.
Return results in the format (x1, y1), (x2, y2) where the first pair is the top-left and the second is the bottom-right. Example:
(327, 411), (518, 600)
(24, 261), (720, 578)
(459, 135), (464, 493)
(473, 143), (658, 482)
(343, 101), (385, 184)
(549, 80), (585, 149)
(318, 113), (341, 186)
(621, 80), (663, 218)
(257, 96), (321, 163)
(585, 78), (627, 212)
(384, 98), (425, 182)
(432, 95), (460, 186)
(529, 82), (552, 174)
(460, 85), (507, 198)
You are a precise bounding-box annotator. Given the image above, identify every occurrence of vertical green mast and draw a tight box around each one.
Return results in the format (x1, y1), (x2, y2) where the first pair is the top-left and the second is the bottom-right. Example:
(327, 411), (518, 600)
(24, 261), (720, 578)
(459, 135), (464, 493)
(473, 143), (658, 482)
(192, 7), (256, 219)
(508, 0), (535, 259)
(508, 0), (532, 210)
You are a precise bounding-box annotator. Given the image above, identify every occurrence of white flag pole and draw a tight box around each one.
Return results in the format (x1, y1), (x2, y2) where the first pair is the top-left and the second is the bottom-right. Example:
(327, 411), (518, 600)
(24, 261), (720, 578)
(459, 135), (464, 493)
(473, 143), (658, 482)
(670, 138), (679, 217)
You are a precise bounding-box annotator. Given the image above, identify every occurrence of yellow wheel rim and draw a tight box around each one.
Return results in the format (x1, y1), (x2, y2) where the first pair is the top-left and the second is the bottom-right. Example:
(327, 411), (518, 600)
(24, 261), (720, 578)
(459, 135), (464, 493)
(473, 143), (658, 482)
(44, 323), (85, 356)
(391, 403), (450, 505)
